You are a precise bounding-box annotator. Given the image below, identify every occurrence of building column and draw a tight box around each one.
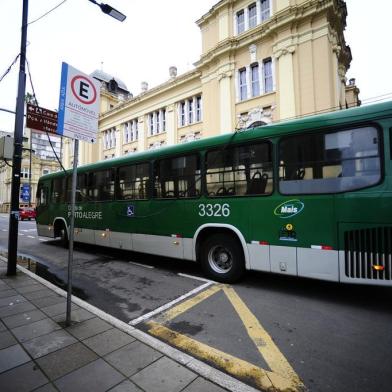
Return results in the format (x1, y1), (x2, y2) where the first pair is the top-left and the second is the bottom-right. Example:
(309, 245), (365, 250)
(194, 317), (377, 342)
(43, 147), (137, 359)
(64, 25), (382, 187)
(138, 116), (146, 152)
(218, 70), (234, 134)
(274, 46), (296, 120)
(166, 104), (175, 145)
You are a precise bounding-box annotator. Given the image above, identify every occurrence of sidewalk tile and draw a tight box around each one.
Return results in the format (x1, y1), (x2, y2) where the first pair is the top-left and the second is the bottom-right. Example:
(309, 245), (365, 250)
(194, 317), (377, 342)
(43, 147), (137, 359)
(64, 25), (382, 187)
(66, 317), (112, 340)
(52, 308), (95, 323)
(2, 309), (47, 329)
(0, 344), (30, 373)
(104, 340), (163, 377)
(3, 276), (36, 288)
(0, 330), (17, 349)
(108, 379), (143, 392)
(0, 288), (18, 298)
(30, 294), (65, 308)
(0, 320), (6, 332)
(36, 342), (98, 380)
(23, 329), (77, 359)
(0, 361), (48, 392)
(0, 300), (36, 318)
(0, 294), (27, 308)
(16, 283), (45, 295)
(22, 287), (55, 300)
(11, 318), (61, 342)
(83, 328), (135, 356)
(54, 358), (124, 392)
(131, 356), (197, 392)
(0, 281), (10, 291)
(41, 302), (78, 317)
(33, 383), (58, 392)
(181, 377), (228, 392)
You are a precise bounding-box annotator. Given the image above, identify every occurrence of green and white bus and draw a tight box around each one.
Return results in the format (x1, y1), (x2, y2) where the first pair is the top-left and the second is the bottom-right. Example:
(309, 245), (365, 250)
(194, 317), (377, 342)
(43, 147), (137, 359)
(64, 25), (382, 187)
(36, 101), (392, 285)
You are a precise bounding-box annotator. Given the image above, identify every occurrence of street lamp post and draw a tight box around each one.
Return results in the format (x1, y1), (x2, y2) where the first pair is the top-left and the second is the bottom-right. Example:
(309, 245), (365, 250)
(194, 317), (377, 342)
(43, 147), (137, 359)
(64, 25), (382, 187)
(7, 0), (126, 277)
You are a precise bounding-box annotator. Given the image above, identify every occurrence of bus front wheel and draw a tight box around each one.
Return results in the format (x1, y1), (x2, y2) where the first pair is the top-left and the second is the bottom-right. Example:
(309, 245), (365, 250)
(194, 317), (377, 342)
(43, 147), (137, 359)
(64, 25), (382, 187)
(200, 233), (245, 283)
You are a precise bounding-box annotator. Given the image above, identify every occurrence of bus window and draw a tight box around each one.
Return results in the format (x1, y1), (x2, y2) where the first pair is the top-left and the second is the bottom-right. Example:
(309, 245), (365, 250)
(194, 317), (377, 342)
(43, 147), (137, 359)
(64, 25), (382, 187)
(118, 163), (150, 200)
(206, 142), (272, 197)
(154, 154), (200, 198)
(36, 184), (48, 207)
(88, 169), (115, 201)
(52, 178), (65, 203)
(279, 126), (381, 194)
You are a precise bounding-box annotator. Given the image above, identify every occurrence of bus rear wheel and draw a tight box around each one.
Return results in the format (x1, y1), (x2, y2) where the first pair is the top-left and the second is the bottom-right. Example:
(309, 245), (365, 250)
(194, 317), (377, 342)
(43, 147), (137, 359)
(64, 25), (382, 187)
(200, 233), (245, 283)
(60, 224), (69, 248)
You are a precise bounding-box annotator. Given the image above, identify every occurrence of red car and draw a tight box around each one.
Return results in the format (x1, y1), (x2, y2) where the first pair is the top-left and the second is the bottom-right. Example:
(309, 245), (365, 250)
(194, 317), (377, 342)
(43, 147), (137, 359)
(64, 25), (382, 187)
(19, 207), (36, 221)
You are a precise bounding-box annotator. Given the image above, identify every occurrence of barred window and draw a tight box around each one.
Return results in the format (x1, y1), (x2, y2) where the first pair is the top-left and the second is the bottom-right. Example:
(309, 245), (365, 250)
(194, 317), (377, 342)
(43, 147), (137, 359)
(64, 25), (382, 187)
(118, 163), (150, 200)
(154, 155), (201, 198)
(206, 142), (273, 197)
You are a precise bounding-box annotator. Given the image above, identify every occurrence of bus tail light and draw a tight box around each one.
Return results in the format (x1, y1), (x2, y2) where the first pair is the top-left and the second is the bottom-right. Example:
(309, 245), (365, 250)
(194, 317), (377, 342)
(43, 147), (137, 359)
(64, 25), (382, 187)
(251, 241), (269, 246)
(171, 234), (182, 238)
(373, 265), (385, 271)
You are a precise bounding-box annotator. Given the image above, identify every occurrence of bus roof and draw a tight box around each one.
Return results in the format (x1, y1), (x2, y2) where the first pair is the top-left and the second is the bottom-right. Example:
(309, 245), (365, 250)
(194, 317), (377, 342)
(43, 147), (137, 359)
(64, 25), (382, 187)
(40, 100), (392, 180)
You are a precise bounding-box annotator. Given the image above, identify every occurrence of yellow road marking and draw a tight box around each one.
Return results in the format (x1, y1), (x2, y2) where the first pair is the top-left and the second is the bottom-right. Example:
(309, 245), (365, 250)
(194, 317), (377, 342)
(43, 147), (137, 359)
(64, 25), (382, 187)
(146, 320), (276, 391)
(223, 286), (302, 388)
(146, 284), (304, 391)
(162, 284), (221, 322)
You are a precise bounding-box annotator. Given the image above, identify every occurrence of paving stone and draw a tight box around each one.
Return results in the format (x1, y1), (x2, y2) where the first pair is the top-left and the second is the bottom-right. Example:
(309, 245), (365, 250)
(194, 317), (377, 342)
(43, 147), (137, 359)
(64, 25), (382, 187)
(0, 320), (6, 332)
(2, 309), (47, 329)
(181, 377), (228, 392)
(66, 317), (112, 340)
(33, 383), (58, 392)
(104, 340), (163, 377)
(54, 358), (124, 392)
(23, 329), (78, 359)
(0, 294), (27, 308)
(52, 307), (95, 323)
(0, 288), (18, 298)
(36, 342), (98, 380)
(108, 379), (144, 392)
(15, 283), (46, 294)
(0, 281), (10, 291)
(30, 294), (65, 308)
(0, 330), (17, 349)
(3, 276), (36, 288)
(83, 328), (135, 356)
(131, 356), (197, 392)
(22, 287), (55, 299)
(11, 318), (61, 342)
(0, 300), (36, 318)
(41, 302), (78, 317)
(0, 344), (31, 373)
(0, 361), (48, 392)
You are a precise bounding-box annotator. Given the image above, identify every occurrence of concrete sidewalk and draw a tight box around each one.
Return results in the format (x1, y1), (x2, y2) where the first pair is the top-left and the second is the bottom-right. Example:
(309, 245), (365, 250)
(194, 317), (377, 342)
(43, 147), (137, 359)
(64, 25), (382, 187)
(0, 258), (257, 392)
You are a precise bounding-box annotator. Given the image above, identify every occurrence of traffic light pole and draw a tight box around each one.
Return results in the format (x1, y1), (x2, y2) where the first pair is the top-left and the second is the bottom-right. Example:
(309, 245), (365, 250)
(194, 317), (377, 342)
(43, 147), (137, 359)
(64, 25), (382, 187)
(7, 0), (29, 276)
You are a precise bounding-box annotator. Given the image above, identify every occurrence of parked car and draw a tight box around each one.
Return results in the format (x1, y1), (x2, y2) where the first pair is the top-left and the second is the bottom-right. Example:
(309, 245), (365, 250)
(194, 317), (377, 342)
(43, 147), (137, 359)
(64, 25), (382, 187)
(19, 207), (36, 221)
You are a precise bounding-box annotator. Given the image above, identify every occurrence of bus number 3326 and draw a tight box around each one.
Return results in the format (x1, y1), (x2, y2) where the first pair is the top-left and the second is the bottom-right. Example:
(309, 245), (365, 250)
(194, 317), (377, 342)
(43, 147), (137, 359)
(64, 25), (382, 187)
(198, 203), (230, 217)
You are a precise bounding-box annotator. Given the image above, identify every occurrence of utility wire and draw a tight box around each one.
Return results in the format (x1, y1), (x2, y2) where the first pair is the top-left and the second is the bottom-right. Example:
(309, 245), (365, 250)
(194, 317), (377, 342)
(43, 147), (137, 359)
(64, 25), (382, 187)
(27, 0), (68, 26)
(0, 54), (20, 84)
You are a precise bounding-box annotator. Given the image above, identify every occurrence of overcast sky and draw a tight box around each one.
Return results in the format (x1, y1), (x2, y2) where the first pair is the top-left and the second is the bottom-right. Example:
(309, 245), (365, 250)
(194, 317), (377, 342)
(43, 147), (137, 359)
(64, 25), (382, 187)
(0, 0), (391, 133)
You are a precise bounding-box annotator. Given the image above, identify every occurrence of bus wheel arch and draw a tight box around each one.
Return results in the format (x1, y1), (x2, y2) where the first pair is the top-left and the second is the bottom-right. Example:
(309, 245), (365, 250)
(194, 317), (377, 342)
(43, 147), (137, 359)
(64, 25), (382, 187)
(195, 225), (248, 283)
(53, 218), (69, 248)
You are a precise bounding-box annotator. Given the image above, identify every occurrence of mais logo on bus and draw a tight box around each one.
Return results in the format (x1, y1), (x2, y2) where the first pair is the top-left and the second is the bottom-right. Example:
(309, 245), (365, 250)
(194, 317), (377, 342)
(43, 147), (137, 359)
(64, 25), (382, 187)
(274, 199), (304, 218)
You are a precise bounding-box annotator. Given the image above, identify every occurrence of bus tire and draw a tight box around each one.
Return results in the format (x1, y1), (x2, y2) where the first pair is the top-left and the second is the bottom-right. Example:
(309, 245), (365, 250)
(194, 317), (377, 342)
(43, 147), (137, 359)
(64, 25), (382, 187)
(200, 233), (245, 283)
(60, 224), (69, 249)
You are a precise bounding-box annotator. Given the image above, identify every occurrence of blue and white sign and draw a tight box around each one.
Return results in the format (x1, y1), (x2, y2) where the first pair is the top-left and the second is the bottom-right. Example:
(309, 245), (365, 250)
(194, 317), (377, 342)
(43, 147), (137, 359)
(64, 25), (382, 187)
(20, 184), (30, 202)
(126, 205), (135, 217)
(57, 62), (100, 143)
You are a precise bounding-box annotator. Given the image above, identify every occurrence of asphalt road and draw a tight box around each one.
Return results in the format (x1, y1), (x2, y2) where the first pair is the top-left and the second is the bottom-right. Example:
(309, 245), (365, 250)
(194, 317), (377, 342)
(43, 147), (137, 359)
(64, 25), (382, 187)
(0, 214), (391, 392)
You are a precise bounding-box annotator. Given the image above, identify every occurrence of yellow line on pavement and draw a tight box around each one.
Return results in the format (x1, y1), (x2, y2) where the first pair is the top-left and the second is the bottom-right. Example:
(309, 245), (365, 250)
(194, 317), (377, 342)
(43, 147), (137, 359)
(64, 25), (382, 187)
(162, 284), (221, 322)
(146, 320), (276, 391)
(223, 286), (303, 390)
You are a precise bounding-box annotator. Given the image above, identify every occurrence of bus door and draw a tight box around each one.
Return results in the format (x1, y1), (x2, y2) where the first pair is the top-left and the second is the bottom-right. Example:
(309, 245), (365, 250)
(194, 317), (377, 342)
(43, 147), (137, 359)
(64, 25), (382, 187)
(36, 181), (52, 237)
(274, 131), (340, 281)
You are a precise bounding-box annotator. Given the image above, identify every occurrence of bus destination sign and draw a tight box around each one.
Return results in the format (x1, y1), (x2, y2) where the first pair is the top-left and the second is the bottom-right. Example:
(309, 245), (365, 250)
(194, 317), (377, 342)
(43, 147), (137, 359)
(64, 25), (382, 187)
(26, 104), (58, 134)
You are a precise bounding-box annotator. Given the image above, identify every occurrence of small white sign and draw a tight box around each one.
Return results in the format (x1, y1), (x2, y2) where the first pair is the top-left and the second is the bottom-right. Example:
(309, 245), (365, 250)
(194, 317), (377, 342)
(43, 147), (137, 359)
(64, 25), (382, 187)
(57, 62), (100, 143)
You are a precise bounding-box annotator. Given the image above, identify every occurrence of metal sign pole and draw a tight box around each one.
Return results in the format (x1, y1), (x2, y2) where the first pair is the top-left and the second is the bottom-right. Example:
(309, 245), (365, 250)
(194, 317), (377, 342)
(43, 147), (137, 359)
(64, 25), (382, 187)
(66, 138), (79, 326)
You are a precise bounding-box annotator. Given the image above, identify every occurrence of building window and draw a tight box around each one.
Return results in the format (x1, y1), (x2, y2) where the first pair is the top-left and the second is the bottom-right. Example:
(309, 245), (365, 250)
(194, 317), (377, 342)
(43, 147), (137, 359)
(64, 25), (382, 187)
(21, 167), (30, 179)
(178, 95), (202, 127)
(261, 0), (270, 22)
(251, 63), (260, 97)
(236, 10), (245, 34)
(239, 68), (247, 101)
(248, 3), (257, 28)
(196, 96), (202, 122)
(103, 128), (116, 149)
(263, 58), (273, 93)
(148, 109), (166, 136)
(42, 168), (50, 175)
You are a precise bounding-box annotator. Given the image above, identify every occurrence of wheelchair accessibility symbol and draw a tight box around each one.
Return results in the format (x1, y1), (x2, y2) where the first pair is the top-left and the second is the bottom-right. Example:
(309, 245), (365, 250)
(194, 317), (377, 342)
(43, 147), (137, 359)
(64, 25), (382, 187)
(126, 205), (135, 217)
